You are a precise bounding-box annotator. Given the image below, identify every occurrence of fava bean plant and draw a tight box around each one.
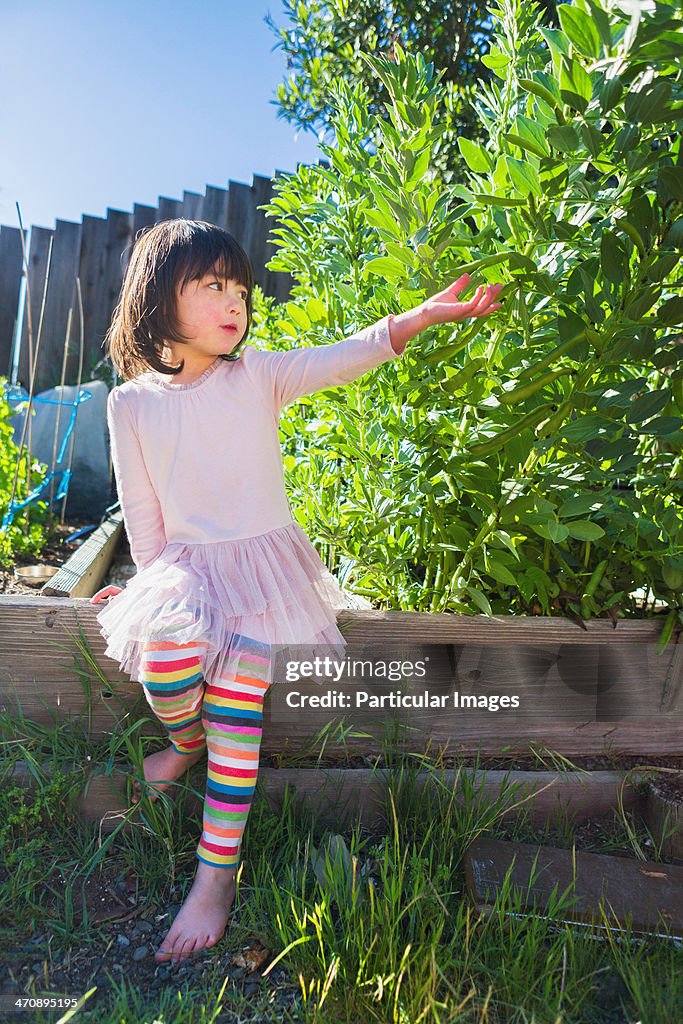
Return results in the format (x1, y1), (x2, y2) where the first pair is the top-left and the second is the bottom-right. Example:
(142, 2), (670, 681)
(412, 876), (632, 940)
(256, 0), (682, 643)
(0, 384), (50, 566)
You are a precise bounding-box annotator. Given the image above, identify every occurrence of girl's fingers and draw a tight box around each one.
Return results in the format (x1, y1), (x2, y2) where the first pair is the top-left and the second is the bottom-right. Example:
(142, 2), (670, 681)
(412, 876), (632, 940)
(471, 287), (501, 315)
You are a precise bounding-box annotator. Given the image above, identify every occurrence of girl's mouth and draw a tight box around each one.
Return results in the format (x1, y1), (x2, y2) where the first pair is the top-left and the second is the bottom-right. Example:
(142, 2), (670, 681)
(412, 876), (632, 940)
(221, 325), (238, 333)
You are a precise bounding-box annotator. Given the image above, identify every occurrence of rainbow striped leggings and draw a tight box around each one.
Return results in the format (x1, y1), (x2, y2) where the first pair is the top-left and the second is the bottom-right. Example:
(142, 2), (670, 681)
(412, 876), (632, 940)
(138, 631), (272, 872)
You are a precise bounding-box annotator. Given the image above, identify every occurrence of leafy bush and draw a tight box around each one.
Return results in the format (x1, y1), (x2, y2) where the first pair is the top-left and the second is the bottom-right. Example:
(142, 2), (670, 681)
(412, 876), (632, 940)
(264, 0), (561, 182)
(258, 0), (683, 636)
(0, 379), (50, 566)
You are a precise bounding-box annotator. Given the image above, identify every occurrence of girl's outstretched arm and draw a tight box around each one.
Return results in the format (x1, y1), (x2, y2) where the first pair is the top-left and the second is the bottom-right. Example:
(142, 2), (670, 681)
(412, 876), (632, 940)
(387, 274), (503, 355)
(245, 274), (504, 409)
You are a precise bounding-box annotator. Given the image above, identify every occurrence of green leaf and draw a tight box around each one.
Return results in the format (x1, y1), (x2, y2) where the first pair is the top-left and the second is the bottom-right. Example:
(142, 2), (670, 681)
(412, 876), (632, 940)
(580, 123), (604, 160)
(305, 296), (328, 323)
(546, 125), (581, 153)
(533, 519), (570, 543)
(458, 137), (493, 173)
(514, 115), (551, 158)
(472, 193), (527, 207)
(486, 557), (518, 587)
(539, 26), (570, 61)
(662, 561), (683, 591)
(600, 230), (627, 285)
(464, 584), (493, 616)
(645, 252), (679, 282)
(657, 296), (683, 326)
(558, 4), (601, 59)
(659, 167), (683, 202)
(625, 81), (673, 126)
(363, 256), (405, 283)
(615, 218), (645, 257)
(504, 157), (542, 198)
(507, 252), (538, 273)
(335, 281), (356, 304)
(637, 416), (683, 436)
(286, 302), (311, 330)
(557, 311), (587, 346)
(599, 77), (623, 115)
(566, 520), (605, 541)
(453, 253), (511, 275)
(559, 56), (593, 113)
(626, 389), (671, 424)
(481, 46), (511, 78)
(558, 494), (601, 518)
(563, 414), (615, 441)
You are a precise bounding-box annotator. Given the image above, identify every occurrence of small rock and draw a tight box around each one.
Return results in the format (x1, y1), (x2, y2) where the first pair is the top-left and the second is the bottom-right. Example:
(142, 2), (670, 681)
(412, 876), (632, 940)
(31, 963), (43, 974)
(116, 935), (130, 947)
(132, 945), (148, 962)
(137, 920), (153, 934)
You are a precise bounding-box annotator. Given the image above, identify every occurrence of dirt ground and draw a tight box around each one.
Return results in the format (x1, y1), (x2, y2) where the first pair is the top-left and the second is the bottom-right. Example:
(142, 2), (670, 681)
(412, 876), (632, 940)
(0, 854), (298, 1018)
(0, 516), (96, 595)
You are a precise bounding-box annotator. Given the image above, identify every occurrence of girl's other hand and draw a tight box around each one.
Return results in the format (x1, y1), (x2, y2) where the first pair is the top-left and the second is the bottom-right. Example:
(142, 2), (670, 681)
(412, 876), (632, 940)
(422, 274), (503, 326)
(90, 585), (123, 604)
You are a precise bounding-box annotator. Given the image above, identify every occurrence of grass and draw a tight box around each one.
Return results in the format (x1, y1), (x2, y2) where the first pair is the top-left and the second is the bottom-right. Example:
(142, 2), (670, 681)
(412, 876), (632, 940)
(0, 687), (681, 1022)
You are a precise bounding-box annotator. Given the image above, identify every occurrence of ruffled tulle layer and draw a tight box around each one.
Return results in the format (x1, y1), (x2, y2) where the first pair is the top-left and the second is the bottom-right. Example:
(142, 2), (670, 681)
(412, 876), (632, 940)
(95, 521), (353, 686)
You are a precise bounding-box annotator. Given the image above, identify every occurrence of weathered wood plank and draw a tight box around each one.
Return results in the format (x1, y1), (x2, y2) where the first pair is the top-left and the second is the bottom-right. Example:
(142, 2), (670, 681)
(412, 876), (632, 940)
(131, 204), (157, 252)
(464, 836), (683, 938)
(0, 225), (26, 378)
(226, 180), (252, 252)
(38, 218), (82, 391)
(644, 785), (683, 861)
(182, 191), (203, 221)
(17, 226), (53, 389)
(203, 186), (229, 231)
(91, 210), (134, 366)
(42, 512), (123, 597)
(77, 214), (107, 372)
(157, 197), (182, 222)
(253, 172), (294, 303)
(0, 598), (680, 755)
(6, 761), (646, 836)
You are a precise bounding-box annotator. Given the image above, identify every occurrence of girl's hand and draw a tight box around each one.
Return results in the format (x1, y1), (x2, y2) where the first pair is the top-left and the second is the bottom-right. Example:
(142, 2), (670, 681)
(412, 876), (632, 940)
(422, 273), (503, 326)
(90, 585), (123, 604)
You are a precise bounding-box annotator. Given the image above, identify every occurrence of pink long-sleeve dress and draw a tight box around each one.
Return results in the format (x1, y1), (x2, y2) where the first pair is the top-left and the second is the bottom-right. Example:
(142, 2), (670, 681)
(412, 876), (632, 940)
(95, 314), (402, 687)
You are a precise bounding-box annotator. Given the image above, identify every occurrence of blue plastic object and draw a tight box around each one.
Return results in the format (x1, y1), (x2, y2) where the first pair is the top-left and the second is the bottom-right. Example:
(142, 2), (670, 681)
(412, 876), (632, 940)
(0, 382), (93, 533)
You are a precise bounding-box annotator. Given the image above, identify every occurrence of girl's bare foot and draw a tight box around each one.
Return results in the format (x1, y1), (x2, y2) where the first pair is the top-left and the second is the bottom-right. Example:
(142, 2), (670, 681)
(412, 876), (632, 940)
(155, 860), (236, 963)
(131, 744), (205, 804)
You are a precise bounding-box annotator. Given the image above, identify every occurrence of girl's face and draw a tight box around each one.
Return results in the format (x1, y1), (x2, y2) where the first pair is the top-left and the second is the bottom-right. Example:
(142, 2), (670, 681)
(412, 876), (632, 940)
(168, 266), (248, 359)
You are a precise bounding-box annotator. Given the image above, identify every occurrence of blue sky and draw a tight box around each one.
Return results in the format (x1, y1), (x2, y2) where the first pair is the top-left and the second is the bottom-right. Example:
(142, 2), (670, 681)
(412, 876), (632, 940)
(1, 1), (324, 231)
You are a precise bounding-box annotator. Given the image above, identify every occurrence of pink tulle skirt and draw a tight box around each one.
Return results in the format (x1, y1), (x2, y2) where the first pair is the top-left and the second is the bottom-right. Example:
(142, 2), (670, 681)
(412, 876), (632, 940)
(95, 521), (354, 687)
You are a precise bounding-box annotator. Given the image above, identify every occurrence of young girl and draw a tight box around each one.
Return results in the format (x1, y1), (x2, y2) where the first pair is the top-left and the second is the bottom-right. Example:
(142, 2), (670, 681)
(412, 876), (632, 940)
(90, 218), (502, 965)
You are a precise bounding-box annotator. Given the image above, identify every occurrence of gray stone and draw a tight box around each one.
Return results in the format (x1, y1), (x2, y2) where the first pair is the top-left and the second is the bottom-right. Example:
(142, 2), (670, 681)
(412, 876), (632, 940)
(115, 934), (130, 947)
(8, 377), (112, 518)
(132, 945), (148, 962)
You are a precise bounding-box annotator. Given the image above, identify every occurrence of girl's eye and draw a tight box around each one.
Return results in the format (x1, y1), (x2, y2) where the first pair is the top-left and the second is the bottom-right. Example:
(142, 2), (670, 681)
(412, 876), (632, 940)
(209, 281), (247, 299)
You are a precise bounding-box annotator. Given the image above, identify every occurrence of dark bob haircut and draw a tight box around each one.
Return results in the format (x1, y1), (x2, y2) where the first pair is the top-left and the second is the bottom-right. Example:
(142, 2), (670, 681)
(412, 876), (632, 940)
(105, 219), (254, 381)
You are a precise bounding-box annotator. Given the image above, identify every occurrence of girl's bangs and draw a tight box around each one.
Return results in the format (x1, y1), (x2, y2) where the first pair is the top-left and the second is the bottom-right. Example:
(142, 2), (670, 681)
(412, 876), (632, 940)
(178, 237), (252, 292)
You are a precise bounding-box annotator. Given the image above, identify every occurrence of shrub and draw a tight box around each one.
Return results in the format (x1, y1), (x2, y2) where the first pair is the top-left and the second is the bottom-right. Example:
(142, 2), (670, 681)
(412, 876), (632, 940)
(257, 0), (682, 638)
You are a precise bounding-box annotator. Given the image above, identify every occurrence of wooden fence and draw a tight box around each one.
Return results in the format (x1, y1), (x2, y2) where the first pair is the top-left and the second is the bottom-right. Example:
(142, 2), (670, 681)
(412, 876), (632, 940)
(0, 168), (312, 392)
